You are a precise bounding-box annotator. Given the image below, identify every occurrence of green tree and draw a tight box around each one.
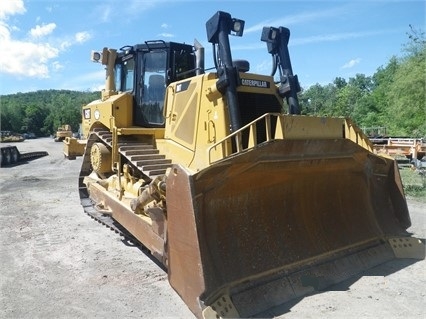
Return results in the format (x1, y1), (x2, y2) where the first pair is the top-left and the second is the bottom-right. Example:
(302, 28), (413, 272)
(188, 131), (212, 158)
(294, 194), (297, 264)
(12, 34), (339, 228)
(1, 90), (100, 136)
(383, 26), (426, 137)
(386, 53), (426, 136)
(1, 102), (25, 132)
(298, 26), (425, 138)
(333, 77), (347, 89)
(22, 104), (50, 136)
(300, 83), (336, 115)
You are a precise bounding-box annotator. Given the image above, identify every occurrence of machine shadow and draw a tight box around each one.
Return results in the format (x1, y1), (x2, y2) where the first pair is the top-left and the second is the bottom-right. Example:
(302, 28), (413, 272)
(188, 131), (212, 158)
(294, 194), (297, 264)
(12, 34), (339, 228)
(253, 251), (424, 318)
(119, 231), (167, 272)
(3, 159), (38, 167)
(118, 228), (424, 319)
(1, 153), (49, 168)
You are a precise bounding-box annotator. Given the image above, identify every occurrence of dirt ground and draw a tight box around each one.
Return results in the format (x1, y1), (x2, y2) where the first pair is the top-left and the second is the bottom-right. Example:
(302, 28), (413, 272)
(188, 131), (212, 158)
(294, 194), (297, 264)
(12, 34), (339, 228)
(0, 138), (425, 319)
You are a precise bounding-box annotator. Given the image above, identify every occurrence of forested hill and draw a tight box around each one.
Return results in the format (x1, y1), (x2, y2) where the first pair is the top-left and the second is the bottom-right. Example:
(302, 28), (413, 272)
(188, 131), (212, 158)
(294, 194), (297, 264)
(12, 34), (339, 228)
(1, 90), (99, 137)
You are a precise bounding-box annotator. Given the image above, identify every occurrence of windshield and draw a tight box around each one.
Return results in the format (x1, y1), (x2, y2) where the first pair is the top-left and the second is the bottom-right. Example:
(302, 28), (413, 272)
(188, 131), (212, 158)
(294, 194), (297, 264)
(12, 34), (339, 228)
(141, 51), (167, 124)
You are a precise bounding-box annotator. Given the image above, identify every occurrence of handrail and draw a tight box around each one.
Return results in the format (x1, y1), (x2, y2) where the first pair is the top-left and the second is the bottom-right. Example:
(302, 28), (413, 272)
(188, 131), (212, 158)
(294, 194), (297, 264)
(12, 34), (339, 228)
(109, 116), (124, 199)
(207, 113), (378, 164)
(208, 113), (283, 164)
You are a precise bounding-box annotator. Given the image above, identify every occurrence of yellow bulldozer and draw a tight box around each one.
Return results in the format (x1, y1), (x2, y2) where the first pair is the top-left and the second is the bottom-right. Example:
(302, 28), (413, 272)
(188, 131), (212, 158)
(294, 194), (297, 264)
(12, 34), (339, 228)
(54, 124), (73, 142)
(70, 11), (424, 318)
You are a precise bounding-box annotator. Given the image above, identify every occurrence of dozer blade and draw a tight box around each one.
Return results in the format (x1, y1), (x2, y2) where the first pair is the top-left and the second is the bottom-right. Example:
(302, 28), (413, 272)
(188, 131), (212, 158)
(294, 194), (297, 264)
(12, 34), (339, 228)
(166, 138), (424, 318)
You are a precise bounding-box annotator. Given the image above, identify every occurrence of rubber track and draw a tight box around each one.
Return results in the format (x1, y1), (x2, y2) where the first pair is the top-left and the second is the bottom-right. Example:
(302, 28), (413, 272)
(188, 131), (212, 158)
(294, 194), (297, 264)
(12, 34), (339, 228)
(1, 150), (48, 167)
(20, 151), (49, 161)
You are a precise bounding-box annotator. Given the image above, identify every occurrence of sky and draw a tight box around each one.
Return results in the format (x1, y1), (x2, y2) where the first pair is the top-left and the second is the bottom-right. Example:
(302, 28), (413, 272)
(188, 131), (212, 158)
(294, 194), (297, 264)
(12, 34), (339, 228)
(0, 0), (424, 95)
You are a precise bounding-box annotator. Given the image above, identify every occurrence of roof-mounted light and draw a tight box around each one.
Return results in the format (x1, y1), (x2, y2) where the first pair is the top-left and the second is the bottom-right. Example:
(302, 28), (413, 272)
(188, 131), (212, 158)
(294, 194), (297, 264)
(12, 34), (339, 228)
(91, 51), (101, 63)
(206, 11), (245, 43)
(231, 18), (245, 37)
(261, 27), (279, 43)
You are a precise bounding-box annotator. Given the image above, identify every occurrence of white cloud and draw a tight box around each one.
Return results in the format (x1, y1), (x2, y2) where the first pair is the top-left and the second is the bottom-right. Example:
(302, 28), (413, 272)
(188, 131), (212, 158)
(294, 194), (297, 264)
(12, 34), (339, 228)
(341, 58), (361, 69)
(92, 1), (159, 25)
(0, 22), (59, 78)
(284, 29), (393, 47)
(98, 4), (112, 22)
(11, 25), (20, 32)
(59, 40), (71, 50)
(158, 32), (174, 38)
(75, 31), (91, 43)
(0, 1), (91, 80)
(254, 59), (272, 74)
(2, 40), (59, 77)
(61, 70), (105, 92)
(52, 61), (64, 72)
(29, 23), (56, 38)
(0, 1), (60, 79)
(125, 0), (157, 16)
(60, 31), (92, 50)
(157, 23), (172, 38)
(0, 0), (26, 20)
(245, 7), (346, 34)
(0, 14), (58, 78)
(0, 22), (10, 41)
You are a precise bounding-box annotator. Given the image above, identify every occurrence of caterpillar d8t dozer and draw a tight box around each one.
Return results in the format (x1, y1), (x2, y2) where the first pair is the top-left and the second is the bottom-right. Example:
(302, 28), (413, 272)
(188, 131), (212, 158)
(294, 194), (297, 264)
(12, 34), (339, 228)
(76, 11), (424, 319)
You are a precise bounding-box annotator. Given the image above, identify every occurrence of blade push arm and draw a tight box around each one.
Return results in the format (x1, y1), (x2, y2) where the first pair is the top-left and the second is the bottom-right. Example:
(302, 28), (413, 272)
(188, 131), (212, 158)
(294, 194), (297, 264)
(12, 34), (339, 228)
(261, 27), (301, 114)
(206, 11), (245, 132)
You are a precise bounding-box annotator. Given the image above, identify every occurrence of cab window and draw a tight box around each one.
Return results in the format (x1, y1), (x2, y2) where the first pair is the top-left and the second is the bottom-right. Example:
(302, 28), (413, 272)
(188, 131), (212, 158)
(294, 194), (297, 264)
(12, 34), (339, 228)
(141, 51), (167, 124)
(114, 55), (135, 92)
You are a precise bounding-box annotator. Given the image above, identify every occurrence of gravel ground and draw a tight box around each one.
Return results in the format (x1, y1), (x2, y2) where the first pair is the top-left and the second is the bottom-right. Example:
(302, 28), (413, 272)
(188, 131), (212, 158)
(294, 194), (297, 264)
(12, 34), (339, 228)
(0, 138), (425, 319)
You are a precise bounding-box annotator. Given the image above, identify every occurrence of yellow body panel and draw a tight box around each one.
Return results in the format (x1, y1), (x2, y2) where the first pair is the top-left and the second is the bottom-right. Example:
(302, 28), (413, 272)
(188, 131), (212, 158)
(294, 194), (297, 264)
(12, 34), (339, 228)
(162, 72), (284, 170)
(82, 93), (133, 138)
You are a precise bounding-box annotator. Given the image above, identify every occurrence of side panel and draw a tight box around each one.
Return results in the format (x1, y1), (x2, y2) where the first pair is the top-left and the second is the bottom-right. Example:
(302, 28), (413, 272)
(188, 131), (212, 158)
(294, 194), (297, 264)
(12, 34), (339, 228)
(82, 93), (133, 137)
(161, 73), (232, 170)
(164, 80), (200, 149)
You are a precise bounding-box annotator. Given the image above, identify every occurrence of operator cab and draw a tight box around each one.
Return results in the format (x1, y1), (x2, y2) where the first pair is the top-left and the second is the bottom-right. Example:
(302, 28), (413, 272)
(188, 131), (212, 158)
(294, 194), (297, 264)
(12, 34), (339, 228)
(114, 41), (196, 127)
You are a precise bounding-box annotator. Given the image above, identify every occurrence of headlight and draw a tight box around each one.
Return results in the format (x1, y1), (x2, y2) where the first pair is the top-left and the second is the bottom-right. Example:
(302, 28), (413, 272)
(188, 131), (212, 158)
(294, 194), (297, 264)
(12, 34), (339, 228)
(91, 51), (101, 62)
(231, 18), (245, 37)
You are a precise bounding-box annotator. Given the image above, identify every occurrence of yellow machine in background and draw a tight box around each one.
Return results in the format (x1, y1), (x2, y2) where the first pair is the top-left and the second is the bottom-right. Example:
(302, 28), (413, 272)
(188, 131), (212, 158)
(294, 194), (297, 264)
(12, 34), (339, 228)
(54, 124), (72, 142)
(63, 136), (86, 159)
(71, 11), (424, 319)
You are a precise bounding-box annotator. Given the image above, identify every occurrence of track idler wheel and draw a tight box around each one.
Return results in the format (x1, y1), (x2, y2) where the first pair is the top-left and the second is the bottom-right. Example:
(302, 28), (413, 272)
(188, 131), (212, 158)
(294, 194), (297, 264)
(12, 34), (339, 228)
(90, 142), (112, 173)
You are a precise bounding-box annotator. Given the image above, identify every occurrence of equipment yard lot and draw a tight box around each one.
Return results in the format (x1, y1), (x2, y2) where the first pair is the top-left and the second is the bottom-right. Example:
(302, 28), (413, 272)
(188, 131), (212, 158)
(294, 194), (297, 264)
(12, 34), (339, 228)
(1, 138), (425, 318)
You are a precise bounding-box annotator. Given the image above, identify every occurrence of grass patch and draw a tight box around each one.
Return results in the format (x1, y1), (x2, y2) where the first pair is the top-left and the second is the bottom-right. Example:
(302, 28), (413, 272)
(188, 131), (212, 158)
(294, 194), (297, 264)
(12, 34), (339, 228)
(399, 167), (426, 202)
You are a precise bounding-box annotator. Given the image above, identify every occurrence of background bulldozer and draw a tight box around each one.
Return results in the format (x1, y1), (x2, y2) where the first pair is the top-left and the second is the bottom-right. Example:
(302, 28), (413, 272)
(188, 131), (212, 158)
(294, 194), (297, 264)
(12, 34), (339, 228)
(54, 124), (72, 142)
(70, 11), (424, 318)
